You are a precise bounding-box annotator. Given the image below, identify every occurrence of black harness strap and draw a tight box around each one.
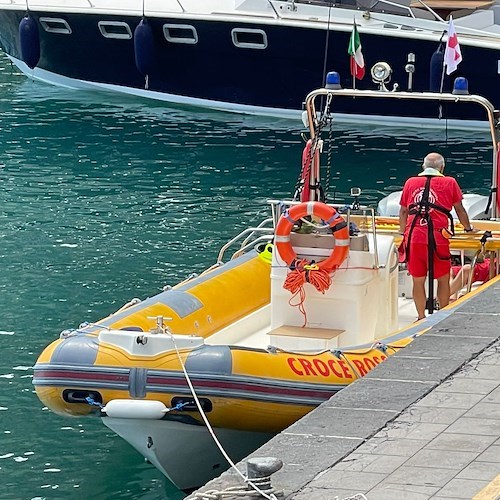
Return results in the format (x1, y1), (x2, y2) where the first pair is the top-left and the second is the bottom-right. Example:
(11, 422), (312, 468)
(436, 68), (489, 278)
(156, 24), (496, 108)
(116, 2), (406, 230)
(405, 176), (432, 264)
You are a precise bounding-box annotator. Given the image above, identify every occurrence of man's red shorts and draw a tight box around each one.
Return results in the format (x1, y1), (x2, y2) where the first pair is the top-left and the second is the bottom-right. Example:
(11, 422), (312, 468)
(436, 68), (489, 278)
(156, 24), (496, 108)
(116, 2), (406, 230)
(407, 242), (451, 278)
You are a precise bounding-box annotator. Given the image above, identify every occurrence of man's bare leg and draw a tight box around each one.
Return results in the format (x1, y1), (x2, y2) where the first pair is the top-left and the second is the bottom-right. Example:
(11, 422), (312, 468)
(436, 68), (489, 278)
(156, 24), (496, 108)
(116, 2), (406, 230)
(412, 276), (427, 320)
(449, 264), (471, 299)
(437, 273), (451, 309)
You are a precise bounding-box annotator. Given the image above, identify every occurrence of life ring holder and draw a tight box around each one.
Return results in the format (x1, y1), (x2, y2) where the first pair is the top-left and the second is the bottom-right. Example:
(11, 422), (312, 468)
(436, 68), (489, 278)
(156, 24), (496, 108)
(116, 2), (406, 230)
(275, 201), (349, 272)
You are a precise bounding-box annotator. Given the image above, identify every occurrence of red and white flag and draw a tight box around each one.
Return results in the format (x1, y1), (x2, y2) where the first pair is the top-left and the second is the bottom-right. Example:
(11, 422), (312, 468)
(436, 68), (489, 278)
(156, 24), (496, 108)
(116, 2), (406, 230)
(444, 16), (462, 75)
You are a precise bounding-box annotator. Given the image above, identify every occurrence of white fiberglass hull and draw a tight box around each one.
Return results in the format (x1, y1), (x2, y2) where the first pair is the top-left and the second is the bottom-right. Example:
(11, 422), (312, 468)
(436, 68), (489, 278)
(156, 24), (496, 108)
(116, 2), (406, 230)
(102, 416), (274, 491)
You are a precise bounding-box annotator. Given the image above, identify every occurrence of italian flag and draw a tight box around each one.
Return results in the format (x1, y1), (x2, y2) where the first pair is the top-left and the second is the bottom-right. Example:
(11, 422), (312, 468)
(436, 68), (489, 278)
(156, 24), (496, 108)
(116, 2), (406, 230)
(348, 21), (365, 80)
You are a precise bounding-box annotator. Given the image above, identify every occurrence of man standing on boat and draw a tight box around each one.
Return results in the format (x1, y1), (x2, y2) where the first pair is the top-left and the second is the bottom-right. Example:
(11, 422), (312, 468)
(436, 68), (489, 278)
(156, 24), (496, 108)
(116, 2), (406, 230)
(398, 152), (475, 320)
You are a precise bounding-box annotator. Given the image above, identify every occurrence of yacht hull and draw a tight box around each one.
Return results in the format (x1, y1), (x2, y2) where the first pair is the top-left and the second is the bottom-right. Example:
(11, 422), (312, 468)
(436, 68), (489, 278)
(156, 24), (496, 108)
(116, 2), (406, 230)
(1, 6), (499, 125)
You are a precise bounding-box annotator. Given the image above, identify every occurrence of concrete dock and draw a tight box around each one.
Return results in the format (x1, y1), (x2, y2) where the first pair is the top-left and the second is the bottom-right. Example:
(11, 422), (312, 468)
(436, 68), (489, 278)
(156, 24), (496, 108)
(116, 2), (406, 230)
(187, 278), (500, 500)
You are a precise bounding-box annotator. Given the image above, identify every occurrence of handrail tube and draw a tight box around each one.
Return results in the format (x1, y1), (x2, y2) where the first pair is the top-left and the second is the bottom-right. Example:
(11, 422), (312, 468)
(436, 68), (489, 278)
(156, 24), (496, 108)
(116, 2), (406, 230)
(240, 218), (274, 249)
(368, 0), (418, 18)
(231, 235), (275, 260)
(217, 227), (274, 263)
(305, 89), (499, 219)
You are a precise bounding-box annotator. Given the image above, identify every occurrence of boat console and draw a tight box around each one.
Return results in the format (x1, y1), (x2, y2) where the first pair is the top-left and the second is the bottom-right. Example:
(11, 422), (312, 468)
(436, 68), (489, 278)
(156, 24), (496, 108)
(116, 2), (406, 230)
(269, 210), (399, 350)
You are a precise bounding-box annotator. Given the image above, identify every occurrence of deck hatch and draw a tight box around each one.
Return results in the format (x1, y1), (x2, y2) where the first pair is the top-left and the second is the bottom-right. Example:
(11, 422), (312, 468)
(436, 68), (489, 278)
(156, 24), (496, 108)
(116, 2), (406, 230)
(163, 24), (198, 44)
(98, 21), (132, 40)
(39, 17), (72, 34)
(231, 28), (267, 49)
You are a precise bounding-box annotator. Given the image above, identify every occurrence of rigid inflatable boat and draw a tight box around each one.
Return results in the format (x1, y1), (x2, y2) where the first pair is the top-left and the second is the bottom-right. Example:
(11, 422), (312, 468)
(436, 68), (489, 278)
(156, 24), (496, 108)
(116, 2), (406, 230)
(33, 82), (500, 491)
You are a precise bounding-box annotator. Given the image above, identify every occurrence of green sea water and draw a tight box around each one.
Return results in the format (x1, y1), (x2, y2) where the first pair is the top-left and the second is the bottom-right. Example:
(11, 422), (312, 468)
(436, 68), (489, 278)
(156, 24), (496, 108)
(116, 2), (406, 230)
(0, 51), (493, 499)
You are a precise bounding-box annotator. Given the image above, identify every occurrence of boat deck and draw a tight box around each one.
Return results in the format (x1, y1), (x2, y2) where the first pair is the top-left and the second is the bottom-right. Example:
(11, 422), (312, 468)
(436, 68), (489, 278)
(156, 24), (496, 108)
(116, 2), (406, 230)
(210, 296), (418, 350)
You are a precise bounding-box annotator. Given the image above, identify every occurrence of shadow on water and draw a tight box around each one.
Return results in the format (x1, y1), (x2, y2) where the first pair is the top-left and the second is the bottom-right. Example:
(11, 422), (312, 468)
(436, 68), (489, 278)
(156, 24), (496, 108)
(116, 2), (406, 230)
(0, 50), (494, 499)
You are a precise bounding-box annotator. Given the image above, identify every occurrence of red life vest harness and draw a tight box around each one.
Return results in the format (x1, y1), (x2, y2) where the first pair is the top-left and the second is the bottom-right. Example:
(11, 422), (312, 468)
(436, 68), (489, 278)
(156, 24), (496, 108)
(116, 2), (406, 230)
(403, 176), (454, 313)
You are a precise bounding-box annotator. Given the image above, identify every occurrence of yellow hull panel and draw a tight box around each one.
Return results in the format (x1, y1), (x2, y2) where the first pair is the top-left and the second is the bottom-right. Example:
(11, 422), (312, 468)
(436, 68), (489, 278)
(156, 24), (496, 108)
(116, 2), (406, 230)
(33, 245), (500, 434)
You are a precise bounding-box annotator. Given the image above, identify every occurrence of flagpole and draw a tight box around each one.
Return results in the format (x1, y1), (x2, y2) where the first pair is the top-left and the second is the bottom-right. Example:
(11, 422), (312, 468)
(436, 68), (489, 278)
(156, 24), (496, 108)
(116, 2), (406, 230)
(439, 40), (446, 118)
(350, 17), (356, 90)
(351, 18), (355, 90)
(439, 61), (446, 93)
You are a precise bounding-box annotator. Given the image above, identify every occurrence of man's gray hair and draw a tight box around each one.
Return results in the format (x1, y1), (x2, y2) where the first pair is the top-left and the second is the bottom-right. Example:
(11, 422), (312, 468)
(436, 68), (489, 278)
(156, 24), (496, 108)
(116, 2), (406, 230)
(423, 152), (445, 171)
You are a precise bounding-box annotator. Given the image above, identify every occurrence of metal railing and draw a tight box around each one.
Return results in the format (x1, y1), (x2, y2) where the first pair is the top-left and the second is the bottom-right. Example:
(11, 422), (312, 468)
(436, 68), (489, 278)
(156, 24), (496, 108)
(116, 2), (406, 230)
(216, 219), (274, 263)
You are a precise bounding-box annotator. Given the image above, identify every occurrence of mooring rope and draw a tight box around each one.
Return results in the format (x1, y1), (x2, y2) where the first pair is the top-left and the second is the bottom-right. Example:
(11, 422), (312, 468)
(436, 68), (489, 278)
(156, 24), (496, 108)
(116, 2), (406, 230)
(188, 476), (278, 499)
(166, 327), (279, 500)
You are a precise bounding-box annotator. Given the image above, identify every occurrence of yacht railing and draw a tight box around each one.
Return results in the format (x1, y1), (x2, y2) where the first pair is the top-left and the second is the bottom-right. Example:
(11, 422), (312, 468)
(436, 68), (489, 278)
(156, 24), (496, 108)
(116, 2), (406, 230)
(292, 0), (442, 20)
(367, 0), (420, 18)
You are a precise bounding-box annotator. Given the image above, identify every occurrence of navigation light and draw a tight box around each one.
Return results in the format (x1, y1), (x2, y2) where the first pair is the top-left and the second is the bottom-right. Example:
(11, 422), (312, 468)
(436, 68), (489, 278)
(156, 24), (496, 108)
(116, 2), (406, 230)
(371, 62), (392, 91)
(452, 77), (469, 95)
(325, 71), (341, 89)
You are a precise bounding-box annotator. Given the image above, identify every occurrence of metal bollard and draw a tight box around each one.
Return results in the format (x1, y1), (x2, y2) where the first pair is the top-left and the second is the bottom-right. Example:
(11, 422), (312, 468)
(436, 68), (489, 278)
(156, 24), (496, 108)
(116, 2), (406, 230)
(246, 456), (283, 492)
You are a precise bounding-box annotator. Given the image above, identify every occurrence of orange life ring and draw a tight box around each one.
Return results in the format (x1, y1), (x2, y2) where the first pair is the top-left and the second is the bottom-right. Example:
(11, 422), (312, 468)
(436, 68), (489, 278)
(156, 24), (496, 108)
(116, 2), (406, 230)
(275, 201), (349, 271)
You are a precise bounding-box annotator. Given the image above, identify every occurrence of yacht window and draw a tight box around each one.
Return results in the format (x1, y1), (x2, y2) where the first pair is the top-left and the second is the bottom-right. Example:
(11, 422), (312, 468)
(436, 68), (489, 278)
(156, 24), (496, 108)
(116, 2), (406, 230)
(163, 24), (198, 44)
(98, 21), (132, 40)
(231, 28), (267, 49)
(39, 17), (72, 34)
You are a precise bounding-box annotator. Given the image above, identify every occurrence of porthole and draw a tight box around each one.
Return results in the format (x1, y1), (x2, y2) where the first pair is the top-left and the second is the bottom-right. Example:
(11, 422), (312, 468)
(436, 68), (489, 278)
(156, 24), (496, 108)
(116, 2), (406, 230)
(98, 21), (132, 40)
(231, 28), (267, 49)
(39, 17), (72, 35)
(163, 24), (198, 44)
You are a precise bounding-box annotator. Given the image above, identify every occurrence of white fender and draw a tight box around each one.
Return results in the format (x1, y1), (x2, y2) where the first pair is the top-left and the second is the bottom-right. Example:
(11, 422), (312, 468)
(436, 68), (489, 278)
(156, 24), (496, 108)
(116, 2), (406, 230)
(104, 399), (167, 420)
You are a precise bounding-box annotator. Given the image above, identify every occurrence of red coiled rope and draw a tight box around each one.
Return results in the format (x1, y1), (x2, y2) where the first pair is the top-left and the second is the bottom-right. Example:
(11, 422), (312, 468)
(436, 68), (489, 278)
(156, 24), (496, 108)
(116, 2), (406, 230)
(283, 258), (335, 326)
(283, 258), (333, 294)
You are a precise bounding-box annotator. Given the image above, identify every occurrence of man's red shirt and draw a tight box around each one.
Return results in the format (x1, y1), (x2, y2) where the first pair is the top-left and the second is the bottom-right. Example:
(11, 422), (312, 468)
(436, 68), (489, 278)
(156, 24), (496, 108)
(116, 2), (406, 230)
(400, 175), (463, 244)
